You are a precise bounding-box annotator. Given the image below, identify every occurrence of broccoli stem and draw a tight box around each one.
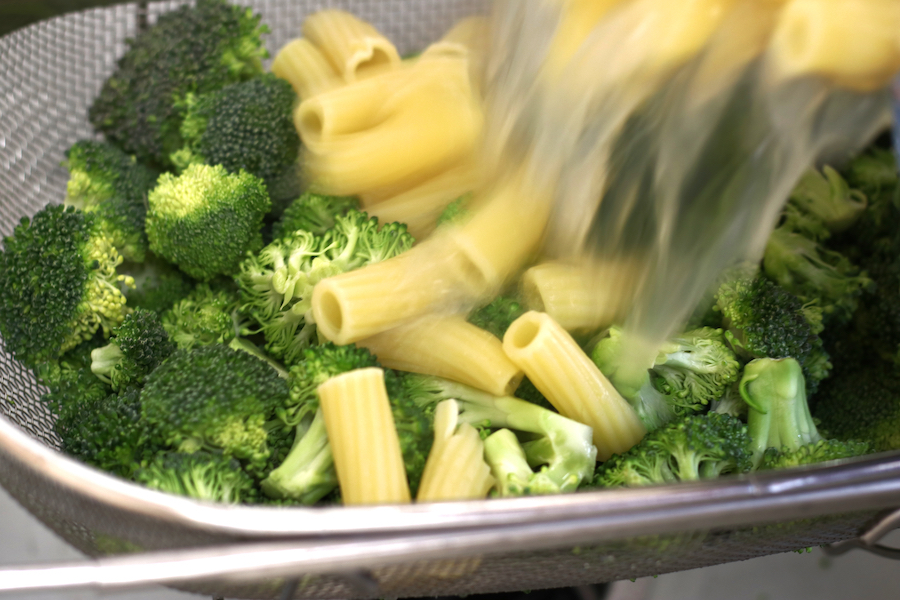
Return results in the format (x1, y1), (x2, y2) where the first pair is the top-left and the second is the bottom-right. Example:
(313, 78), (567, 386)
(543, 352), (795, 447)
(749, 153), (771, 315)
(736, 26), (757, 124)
(260, 409), (338, 504)
(90, 342), (124, 383)
(484, 429), (559, 497)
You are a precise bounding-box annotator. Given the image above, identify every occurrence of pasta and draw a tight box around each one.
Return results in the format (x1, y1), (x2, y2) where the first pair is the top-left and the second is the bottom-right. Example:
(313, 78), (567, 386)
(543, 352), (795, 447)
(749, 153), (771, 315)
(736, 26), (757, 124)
(317, 368), (411, 504)
(416, 399), (495, 501)
(301, 9), (401, 82)
(357, 314), (524, 397)
(502, 311), (646, 460)
(271, 38), (338, 99)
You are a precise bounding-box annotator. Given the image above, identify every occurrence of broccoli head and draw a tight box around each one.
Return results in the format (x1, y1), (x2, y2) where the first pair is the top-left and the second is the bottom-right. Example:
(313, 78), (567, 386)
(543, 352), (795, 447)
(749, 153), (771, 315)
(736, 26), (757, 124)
(786, 166), (867, 237)
(124, 253), (196, 315)
(135, 451), (257, 504)
(468, 295), (527, 340)
(0, 205), (133, 369)
(171, 74), (300, 197)
(140, 344), (289, 471)
(271, 192), (360, 240)
(484, 429), (562, 497)
(593, 413), (752, 488)
(64, 140), (159, 262)
(88, 0), (269, 167)
(760, 439), (870, 470)
(161, 283), (242, 350)
(146, 163), (270, 281)
(91, 307), (175, 392)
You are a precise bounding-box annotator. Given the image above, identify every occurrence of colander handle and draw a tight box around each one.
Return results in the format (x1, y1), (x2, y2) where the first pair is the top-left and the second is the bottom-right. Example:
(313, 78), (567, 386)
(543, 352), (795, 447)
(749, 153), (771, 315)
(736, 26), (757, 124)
(822, 506), (900, 560)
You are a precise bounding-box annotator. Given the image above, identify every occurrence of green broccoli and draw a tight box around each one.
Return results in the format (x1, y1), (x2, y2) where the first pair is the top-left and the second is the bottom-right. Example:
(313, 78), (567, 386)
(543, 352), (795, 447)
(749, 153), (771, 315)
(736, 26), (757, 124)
(484, 429), (562, 496)
(435, 193), (472, 228)
(710, 382), (748, 420)
(90, 307), (175, 392)
(271, 192), (360, 240)
(715, 275), (831, 392)
(64, 140), (159, 262)
(785, 166), (867, 237)
(124, 253), (196, 315)
(740, 357), (869, 468)
(593, 413), (752, 488)
(161, 282), (242, 350)
(171, 74), (300, 199)
(140, 344), (289, 472)
(134, 451), (257, 504)
(0, 204), (132, 369)
(760, 439), (870, 470)
(146, 163), (270, 281)
(261, 343), (380, 503)
(33, 334), (105, 389)
(400, 374), (596, 492)
(591, 326), (740, 431)
(237, 209), (413, 365)
(88, 0), (269, 167)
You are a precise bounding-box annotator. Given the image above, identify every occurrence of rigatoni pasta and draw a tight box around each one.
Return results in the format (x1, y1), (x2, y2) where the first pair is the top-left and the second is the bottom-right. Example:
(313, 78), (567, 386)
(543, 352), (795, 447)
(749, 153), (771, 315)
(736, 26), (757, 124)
(302, 9), (401, 82)
(271, 38), (338, 99)
(317, 367), (411, 504)
(502, 311), (646, 460)
(357, 314), (524, 397)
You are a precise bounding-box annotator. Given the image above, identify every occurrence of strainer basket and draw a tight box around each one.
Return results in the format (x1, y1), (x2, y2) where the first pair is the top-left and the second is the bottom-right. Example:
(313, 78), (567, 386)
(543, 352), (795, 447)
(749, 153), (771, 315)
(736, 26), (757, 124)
(2, 2), (900, 599)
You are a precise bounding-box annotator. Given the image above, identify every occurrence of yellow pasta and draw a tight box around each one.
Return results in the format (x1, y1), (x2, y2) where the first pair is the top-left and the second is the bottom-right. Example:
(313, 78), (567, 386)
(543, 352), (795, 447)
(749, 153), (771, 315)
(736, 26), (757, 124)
(768, 0), (900, 91)
(502, 311), (646, 460)
(358, 314), (523, 397)
(545, 0), (633, 74)
(271, 38), (339, 99)
(521, 259), (638, 332)
(317, 368), (411, 504)
(303, 54), (482, 196)
(302, 9), (401, 82)
(417, 400), (495, 502)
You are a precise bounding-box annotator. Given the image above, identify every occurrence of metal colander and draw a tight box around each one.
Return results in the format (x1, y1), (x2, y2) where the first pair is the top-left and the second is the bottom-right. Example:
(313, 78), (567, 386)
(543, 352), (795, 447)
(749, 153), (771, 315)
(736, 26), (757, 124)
(2, 2), (900, 599)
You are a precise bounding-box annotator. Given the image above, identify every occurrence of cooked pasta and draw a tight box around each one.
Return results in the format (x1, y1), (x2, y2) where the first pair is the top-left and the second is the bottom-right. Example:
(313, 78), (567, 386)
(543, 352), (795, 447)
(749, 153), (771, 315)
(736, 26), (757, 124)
(302, 9), (401, 82)
(502, 311), (646, 460)
(416, 399), (495, 501)
(271, 38), (338, 99)
(358, 314), (524, 397)
(317, 368), (411, 504)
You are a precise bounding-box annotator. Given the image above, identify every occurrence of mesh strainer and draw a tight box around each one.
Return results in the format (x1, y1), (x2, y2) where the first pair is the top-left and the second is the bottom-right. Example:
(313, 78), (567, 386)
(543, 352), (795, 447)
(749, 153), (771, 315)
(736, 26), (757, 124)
(2, 2), (900, 598)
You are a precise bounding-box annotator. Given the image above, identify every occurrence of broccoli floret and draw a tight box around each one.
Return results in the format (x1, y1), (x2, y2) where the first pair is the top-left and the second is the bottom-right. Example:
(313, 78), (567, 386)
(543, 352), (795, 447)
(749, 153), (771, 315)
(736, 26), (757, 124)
(91, 307), (174, 391)
(0, 205), (133, 369)
(400, 374), (596, 492)
(710, 382), (748, 420)
(435, 193), (472, 228)
(484, 429), (562, 496)
(64, 140), (159, 262)
(146, 163), (270, 281)
(161, 283), (242, 350)
(740, 357), (869, 470)
(763, 225), (871, 324)
(88, 0), (269, 167)
(271, 192), (359, 240)
(33, 334), (105, 389)
(171, 74), (300, 199)
(237, 209), (413, 365)
(786, 166), (867, 237)
(140, 344), (289, 472)
(134, 451), (257, 504)
(468, 295), (526, 339)
(54, 387), (158, 479)
(124, 253), (196, 315)
(591, 326), (740, 431)
(593, 413), (752, 488)
(715, 275), (830, 393)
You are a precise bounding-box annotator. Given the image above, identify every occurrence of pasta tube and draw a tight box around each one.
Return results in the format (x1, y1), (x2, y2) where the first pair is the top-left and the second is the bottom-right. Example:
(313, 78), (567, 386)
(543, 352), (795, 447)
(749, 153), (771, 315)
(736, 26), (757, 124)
(271, 38), (338, 99)
(417, 400), (495, 501)
(302, 10), (401, 82)
(502, 311), (646, 460)
(521, 259), (637, 332)
(768, 0), (900, 91)
(358, 314), (524, 397)
(317, 368), (411, 504)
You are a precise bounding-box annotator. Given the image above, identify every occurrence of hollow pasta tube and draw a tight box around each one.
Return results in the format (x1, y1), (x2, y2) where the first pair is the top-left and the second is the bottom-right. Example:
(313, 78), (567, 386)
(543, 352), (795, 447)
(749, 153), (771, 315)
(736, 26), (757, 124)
(317, 368), (411, 504)
(417, 399), (495, 502)
(502, 311), (646, 460)
(271, 38), (339, 99)
(358, 314), (524, 397)
(302, 10), (401, 82)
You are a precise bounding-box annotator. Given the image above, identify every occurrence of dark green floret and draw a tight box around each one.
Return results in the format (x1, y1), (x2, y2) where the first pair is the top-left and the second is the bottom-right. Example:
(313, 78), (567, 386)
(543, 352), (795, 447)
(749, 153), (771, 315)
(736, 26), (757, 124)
(272, 192), (359, 240)
(140, 344), (289, 472)
(88, 0), (269, 167)
(593, 413), (752, 488)
(0, 204), (132, 369)
(146, 163), (270, 281)
(760, 439), (870, 470)
(161, 283), (242, 350)
(468, 295), (526, 340)
(124, 254), (196, 315)
(91, 307), (175, 392)
(171, 74), (300, 199)
(135, 451), (256, 504)
(592, 326), (740, 431)
(64, 140), (159, 262)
